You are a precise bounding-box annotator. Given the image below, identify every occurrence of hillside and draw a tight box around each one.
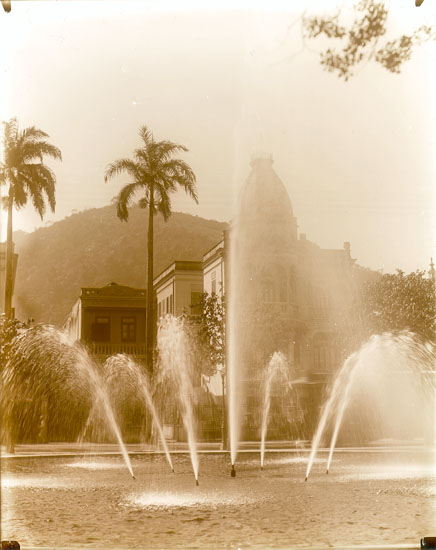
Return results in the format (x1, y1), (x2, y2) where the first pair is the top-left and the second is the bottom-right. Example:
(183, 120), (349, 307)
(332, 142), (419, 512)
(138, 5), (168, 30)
(13, 204), (228, 326)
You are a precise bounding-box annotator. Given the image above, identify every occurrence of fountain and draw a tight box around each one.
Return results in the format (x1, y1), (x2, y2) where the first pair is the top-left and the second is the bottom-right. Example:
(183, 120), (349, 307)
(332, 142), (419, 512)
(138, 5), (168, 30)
(1, 325), (135, 478)
(156, 315), (200, 484)
(104, 354), (174, 472)
(2, 304), (435, 548)
(305, 331), (436, 481)
(1, 162), (435, 548)
(260, 351), (292, 470)
(227, 157), (300, 474)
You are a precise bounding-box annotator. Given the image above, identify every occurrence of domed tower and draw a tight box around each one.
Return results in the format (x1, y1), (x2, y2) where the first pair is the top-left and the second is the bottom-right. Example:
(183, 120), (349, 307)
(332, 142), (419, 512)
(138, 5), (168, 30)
(234, 156), (298, 315)
(238, 156), (297, 256)
(230, 157), (299, 439)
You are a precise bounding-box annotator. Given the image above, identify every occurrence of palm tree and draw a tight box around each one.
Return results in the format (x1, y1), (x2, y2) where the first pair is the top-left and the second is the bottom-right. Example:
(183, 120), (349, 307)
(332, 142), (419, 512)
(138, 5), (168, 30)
(105, 125), (198, 371)
(1, 118), (62, 318)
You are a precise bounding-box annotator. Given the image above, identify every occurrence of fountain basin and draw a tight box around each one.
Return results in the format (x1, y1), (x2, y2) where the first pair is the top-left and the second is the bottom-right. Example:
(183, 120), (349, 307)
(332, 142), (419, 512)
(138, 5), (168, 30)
(2, 449), (435, 549)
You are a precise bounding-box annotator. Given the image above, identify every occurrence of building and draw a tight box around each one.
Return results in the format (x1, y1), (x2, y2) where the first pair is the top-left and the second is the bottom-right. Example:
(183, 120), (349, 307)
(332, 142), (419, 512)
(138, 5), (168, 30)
(203, 237), (226, 297)
(65, 282), (147, 362)
(64, 157), (376, 442)
(152, 157), (375, 440)
(154, 260), (204, 321)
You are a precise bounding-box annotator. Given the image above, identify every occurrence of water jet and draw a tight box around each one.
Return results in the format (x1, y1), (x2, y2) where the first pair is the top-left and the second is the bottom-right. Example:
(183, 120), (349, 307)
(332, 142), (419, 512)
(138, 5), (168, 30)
(305, 332), (436, 480)
(157, 316), (200, 482)
(105, 354), (173, 473)
(259, 351), (291, 470)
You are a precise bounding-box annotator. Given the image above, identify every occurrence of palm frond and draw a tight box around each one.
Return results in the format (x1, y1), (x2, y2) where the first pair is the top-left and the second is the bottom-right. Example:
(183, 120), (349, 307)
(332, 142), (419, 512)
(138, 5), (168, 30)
(19, 126), (49, 143)
(20, 140), (62, 163)
(160, 159), (198, 203)
(139, 197), (158, 215)
(0, 165), (6, 186)
(104, 158), (141, 183)
(28, 183), (46, 218)
(11, 177), (29, 210)
(114, 182), (140, 221)
(150, 140), (188, 164)
(133, 148), (152, 170)
(138, 125), (154, 147)
(156, 191), (172, 221)
(3, 118), (18, 148)
(138, 194), (150, 209)
(23, 164), (56, 212)
(154, 174), (177, 195)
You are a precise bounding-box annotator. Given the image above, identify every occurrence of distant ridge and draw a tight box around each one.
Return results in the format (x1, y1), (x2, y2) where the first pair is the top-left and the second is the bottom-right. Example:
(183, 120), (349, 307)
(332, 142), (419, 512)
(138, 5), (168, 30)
(13, 204), (228, 326)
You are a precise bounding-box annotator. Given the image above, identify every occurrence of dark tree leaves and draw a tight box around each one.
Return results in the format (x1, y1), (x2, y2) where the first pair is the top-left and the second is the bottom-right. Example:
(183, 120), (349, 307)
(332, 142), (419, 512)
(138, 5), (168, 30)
(360, 269), (436, 341)
(195, 292), (225, 376)
(304, 0), (434, 80)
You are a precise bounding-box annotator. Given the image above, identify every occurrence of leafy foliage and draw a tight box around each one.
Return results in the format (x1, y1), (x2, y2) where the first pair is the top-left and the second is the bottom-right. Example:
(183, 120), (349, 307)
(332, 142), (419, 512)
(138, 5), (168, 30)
(360, 269), (436, 341)
(195, 292), (226, 376)
(304, 1), (434, 80)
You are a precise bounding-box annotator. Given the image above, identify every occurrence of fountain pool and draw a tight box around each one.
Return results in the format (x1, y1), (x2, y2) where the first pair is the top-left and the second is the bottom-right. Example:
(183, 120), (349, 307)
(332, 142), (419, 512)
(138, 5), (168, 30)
(2, 449), (435, 549)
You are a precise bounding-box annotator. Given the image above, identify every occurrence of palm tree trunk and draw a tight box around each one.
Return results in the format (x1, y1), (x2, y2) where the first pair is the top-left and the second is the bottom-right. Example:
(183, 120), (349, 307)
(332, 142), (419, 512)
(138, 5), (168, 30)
(146, 182), (155, 372)
(4, 192), (14, 318)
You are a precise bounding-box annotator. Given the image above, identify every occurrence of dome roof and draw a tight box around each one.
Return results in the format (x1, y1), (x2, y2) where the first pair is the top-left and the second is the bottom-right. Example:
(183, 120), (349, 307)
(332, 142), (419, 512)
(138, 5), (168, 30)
(238, 157), (297, 241)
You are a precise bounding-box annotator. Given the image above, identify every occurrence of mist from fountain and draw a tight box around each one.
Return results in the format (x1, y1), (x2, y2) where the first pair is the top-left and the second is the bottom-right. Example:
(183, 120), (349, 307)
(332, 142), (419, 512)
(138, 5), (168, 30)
(157, 315), (199, 484)
(226, 157), (299, 472)
(105, 354), (174, 472)
(305, 332), (436, 481)
(1, 325), (135, 478)
(260, 351), (291, 470)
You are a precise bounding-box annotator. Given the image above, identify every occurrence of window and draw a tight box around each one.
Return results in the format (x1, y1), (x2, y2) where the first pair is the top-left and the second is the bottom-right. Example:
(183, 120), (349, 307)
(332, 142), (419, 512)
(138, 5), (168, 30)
(170, 294), (173, 314)
(91, 316), (110, 342)
(121, 317), (136, 342)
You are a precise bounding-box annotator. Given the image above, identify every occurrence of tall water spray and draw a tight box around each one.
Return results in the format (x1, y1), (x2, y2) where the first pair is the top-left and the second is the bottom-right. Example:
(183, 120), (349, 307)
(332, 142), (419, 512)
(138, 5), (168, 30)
(105, 354), (174, 472)
(227, 158), (298, 471)
(1, 325), (135, 478)
(157, 315), (199, 484)
(260, 352), (291, 469)
(228, 224), (240, 469)
(305, 332), (436, 481)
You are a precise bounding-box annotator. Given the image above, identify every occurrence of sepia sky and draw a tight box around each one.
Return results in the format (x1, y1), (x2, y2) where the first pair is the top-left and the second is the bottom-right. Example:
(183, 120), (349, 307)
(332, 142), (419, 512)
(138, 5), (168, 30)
(0, 0), (435, 274)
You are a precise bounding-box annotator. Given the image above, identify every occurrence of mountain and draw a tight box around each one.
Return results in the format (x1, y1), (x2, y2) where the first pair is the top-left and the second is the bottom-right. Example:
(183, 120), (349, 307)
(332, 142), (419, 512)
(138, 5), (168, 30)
(13, 204), (228, 326)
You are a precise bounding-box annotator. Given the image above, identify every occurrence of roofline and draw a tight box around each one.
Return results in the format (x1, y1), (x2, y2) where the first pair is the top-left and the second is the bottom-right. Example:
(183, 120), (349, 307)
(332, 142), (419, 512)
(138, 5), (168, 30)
(153, 260), (203, 287)
(203, 238), (224, 266)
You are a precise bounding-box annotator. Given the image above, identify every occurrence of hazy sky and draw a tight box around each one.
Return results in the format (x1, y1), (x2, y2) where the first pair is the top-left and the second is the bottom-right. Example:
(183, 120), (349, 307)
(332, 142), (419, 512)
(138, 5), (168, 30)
(0, 0), (435, 273)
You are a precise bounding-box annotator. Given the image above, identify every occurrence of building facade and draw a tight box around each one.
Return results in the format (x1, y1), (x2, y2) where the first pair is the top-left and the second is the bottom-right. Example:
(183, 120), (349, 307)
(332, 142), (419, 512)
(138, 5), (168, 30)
(154, 260), (204, 321)
(65, 282), (147, 362)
